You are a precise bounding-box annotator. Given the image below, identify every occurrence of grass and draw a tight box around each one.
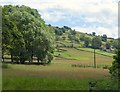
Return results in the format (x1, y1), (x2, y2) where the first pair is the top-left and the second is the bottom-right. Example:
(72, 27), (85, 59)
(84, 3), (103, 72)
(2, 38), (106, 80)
(2, 63), (10, 69)
(2, 63), (111, 90)
(77, 48), (115, 57)
(2, 48), (115, 90)
(54, 48), (113, 67)
(3, 76), (97, 90)
(2, 62), (111, 90)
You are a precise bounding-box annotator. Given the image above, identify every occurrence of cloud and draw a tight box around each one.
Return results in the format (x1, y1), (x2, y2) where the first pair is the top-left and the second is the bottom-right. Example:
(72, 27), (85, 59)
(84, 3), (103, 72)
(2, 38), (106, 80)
(72, 26), (118, 38)
(0, 0), (118, 38)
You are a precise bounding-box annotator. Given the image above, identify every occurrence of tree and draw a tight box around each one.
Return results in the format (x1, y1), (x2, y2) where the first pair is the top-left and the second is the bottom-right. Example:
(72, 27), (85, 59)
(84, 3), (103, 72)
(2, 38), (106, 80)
(101, 34), (107, 42)
(2, 14), (26, 63)
(62, 36), (66, 40)
(63, 26), (71, 30)
(92, 32), (96, 36)
(2, 5), (54, 64)
(70, 30), (76, 35)
(80, 34), (85, 41)
(55, 28), (63, 35)
(105, 42), (111, 49)
(109, 50), (120, 81)
(109, 38), (120, 81)
(112, 38), (120, 50)
(91, 36), (102, 49)
(84, 37), (91, 47)
(74, 37), (80, 44)
(2, 16), (13, 60)
(68, 34), (74, 41)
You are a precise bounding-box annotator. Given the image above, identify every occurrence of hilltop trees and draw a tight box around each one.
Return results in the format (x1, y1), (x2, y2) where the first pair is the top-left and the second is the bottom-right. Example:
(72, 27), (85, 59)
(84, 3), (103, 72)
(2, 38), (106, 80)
(55, 28), (63, 35)
(92, 32), (96, 36)
(91, 36), (102, 49)
(101, 34), (107, 42)
(70, 30), (76, 35)
(84, 37), (91, 47)
(79, 34), (85, 41)
(2, 5), (54, 64)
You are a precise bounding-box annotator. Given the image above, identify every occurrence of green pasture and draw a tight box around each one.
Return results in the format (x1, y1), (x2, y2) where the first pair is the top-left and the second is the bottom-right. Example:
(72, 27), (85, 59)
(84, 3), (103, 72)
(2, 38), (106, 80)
(2, 48), (117, 90)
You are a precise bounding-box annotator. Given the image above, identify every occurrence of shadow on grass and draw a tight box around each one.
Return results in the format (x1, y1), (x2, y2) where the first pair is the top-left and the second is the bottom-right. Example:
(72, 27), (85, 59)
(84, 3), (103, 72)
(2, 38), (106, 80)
(2, 61), (50, 66)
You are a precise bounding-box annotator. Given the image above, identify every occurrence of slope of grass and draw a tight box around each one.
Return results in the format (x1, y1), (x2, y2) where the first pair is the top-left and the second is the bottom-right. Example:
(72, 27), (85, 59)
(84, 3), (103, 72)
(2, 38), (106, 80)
(77, 48), (114, 57)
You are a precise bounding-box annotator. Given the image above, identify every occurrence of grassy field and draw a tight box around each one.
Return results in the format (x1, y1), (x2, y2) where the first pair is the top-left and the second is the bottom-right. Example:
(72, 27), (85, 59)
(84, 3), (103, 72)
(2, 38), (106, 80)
(77, 48), (115, 57)
(54, 48), (113, 67)
(2, 63), (111, 90)
(2, 48), (118, 90)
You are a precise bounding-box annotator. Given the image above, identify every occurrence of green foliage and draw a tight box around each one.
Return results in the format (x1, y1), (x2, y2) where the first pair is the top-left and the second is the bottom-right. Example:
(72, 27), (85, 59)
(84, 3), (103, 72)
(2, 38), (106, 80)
(2, 63), (10, 69)
(95, 79), (119, 90)
(109, 50), (120, 80)
(112, 38), (120, 49)
(2, 5), (54, 64)
(68, 34), (74, 41)
(105, 42), (111, 49)
(101, 34), (107, 42)
(91, 36), (102, 49)
(84, 37), (91, 47)
(55, 27), (63, 35)
(70, 29), (76, 35)
(80, 34), (85, 41)
(92, 32), (96, 36)
(63, 26), (71, 30)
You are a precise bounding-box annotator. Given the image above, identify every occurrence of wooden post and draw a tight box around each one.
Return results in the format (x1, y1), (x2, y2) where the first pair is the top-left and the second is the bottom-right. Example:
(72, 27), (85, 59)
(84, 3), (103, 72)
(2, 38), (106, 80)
(11, 54), (13, 63)
(94, 49), (96, 68)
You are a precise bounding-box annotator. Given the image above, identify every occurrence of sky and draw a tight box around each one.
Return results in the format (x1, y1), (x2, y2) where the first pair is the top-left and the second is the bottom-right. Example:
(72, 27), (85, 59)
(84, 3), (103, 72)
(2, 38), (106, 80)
(0, 0), (119, 38)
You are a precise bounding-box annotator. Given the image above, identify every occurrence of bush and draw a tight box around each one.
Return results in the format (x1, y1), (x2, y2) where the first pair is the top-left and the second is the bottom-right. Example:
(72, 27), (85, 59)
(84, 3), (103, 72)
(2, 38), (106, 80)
(103, 65), (109, 69)
(94, 79), (119, 91)
(109, 50), (120, 80)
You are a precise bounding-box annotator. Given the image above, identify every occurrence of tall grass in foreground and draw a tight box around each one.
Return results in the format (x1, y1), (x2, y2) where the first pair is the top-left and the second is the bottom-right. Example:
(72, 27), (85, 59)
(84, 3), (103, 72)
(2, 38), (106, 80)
(3, 77), (90, 90)
(2, 76), (119, 90)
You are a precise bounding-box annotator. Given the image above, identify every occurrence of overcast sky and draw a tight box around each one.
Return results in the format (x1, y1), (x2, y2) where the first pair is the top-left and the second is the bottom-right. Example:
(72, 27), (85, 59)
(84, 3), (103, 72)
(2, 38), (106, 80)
(0, 0), (119, 38)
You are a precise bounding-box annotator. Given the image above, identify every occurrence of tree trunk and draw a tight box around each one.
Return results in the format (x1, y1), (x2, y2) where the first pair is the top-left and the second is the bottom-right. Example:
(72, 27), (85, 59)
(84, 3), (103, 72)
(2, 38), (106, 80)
(37, 57), (39, 63)
(11, 54), (13, 63)
(2, 54), (4, 62)
(31, 50), (33, 62)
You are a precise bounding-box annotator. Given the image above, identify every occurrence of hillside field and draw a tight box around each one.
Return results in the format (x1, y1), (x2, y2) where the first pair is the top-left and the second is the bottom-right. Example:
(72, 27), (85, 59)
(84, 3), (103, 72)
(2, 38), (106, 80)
(2, 48), (118, 90)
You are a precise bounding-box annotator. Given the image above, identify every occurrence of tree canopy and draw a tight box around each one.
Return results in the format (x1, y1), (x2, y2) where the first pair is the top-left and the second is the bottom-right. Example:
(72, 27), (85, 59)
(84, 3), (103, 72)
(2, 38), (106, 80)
(2, 5), (54, 64)
(91, 36), (102, 49)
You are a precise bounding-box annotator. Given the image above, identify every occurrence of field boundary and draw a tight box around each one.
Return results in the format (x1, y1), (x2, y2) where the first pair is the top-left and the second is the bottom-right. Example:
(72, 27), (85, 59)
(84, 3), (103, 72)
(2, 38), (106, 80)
(75, 48), (113, 57)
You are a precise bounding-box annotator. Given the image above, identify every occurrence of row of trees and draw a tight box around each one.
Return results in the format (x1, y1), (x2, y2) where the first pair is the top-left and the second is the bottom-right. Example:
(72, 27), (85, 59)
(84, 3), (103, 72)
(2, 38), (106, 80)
(109, 38), (120, 87)
(54, 26), (113, 50)
(2, 5), (54, 64)
(68, 33), (102, 49)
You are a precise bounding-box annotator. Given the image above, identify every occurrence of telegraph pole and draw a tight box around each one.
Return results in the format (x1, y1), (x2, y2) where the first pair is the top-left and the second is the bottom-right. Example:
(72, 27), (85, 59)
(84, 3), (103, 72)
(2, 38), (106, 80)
(94, 48), (96, 68)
